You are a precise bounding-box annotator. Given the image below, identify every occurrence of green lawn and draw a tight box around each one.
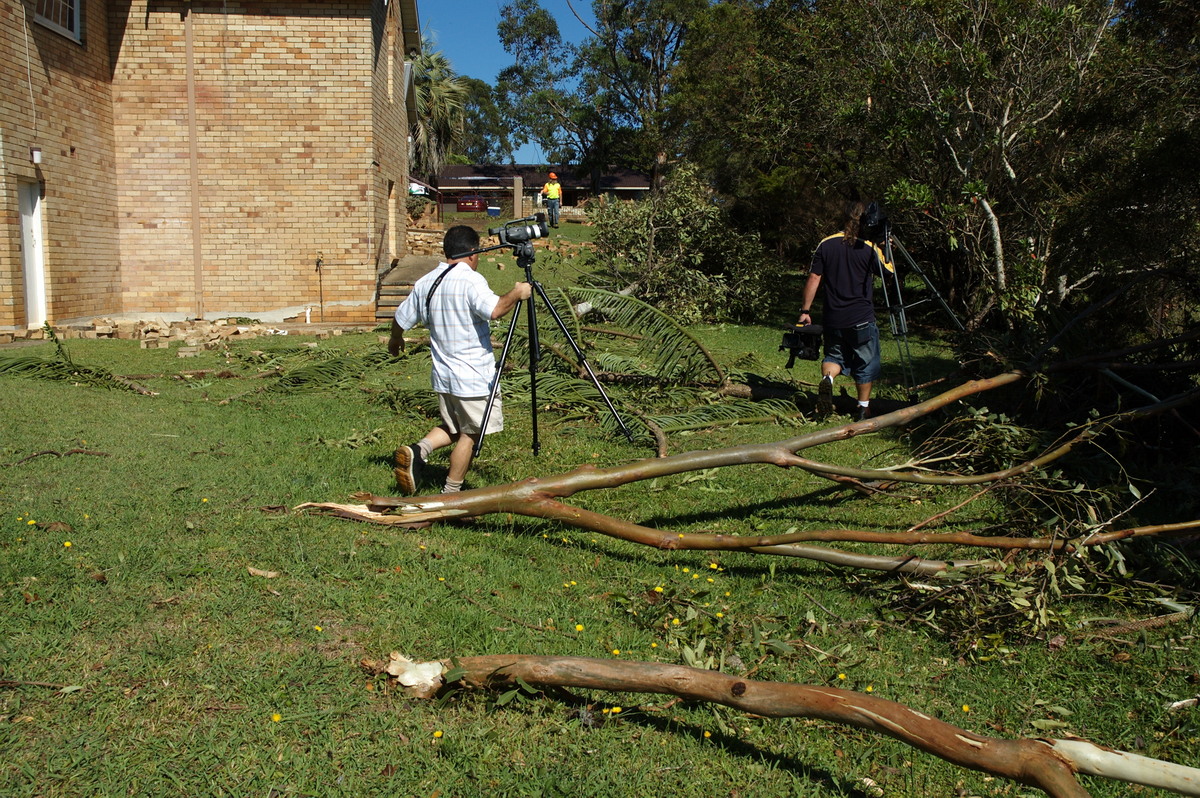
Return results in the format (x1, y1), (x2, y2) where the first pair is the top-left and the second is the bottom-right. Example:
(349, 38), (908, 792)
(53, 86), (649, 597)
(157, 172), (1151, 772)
(1, 254), (1196, 796)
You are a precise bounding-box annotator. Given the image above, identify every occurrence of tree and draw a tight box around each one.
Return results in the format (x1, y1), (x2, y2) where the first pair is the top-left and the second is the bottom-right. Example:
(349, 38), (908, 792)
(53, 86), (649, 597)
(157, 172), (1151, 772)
(410, 45), (470, 181)
(450, 78), (517, 165)
(495, 0), (708, 182)
(673, 0), (1200, 333)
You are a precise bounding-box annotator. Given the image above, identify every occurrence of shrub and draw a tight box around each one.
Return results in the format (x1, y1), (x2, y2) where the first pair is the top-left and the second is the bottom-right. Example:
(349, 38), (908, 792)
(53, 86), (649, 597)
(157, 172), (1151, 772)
(588, 164), (776, 324)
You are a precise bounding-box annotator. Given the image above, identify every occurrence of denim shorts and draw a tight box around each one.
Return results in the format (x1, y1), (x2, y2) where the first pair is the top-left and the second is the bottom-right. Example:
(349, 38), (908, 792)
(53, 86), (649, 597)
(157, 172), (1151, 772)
(823, 321), (881, 384)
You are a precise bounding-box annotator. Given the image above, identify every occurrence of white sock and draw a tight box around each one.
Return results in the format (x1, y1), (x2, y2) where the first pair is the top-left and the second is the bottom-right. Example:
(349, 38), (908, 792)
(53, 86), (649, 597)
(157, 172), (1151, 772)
(442, 480), (463, 494)
(416, 439), (434, 459)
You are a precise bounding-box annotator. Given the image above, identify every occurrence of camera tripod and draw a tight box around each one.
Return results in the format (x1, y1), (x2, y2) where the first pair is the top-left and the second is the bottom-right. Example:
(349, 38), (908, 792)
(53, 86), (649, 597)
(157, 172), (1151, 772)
(472, 240), (635, 457)
(871, 214), (965, 398)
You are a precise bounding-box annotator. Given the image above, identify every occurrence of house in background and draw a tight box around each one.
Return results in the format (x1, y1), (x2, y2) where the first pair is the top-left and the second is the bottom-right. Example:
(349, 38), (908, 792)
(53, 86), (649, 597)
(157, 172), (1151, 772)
(1, 0), (420, 330)
(435, 164), (651, 220)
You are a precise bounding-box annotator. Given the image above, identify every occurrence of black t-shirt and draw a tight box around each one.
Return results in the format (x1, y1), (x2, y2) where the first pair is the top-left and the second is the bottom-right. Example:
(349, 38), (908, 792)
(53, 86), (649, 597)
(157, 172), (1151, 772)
(810, 234), (884, 328)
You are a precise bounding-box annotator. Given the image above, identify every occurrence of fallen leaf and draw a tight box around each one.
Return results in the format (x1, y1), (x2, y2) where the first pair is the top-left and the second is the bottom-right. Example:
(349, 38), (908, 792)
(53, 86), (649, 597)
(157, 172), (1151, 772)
(248, 566), (280, 579)
(38, 521), (73, 533)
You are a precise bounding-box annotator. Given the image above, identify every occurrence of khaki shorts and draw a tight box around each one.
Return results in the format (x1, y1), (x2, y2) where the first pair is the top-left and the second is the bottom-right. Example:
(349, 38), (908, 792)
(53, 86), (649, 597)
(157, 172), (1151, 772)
(438, 394), (504, 436)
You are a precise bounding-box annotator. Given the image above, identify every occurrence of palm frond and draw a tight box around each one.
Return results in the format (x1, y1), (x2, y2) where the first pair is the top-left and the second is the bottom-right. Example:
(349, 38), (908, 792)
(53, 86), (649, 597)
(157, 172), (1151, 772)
(561, 288), (727, 384)
(0, 354), (145, 393)
(648, 398), (800, 432)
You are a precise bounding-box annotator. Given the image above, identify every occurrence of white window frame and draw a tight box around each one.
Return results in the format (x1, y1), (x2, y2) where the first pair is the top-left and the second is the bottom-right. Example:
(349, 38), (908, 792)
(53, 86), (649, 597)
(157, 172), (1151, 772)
(35, 0), (83, 44)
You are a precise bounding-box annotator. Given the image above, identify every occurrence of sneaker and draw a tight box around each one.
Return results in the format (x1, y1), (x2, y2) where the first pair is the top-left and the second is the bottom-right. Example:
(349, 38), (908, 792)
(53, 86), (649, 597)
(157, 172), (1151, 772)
(816, 375), (834, 417)
(393, 444), (425, 494)
(855, 405), (872, 422)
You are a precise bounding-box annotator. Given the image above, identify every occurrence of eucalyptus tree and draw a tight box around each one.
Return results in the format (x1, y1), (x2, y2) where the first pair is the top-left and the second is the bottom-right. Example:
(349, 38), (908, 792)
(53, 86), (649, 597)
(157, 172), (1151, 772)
(495, 0), (708, 184)
(674, 0), (1199, 331)
(451, 77), (518, 165)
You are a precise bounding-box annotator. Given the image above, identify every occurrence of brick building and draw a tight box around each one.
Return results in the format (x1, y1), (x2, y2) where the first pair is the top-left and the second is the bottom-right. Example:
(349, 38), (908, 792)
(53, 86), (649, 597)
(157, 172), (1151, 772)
(1, 0), (420, 330)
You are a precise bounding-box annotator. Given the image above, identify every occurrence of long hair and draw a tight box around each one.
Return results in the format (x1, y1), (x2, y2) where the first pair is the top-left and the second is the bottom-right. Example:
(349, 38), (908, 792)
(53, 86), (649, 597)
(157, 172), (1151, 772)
(841, 201), (865, 245)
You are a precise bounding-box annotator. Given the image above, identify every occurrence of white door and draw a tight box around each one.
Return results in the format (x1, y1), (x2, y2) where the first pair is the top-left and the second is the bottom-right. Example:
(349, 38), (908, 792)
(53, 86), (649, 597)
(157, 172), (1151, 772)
(19, 182), (46, 328)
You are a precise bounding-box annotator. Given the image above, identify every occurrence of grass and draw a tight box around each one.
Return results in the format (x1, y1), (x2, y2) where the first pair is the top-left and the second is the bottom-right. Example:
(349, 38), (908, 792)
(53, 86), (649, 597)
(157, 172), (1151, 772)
(2, 253), (1197, 796)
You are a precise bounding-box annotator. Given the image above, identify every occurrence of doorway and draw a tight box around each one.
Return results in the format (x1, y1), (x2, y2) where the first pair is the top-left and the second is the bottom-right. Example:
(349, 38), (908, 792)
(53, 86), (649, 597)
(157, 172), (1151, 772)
(19, 181), (46, 329)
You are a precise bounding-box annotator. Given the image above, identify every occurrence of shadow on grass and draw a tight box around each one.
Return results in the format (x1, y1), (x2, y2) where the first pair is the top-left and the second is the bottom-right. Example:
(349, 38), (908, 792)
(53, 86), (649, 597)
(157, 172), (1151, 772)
(519, 689), (877, 798)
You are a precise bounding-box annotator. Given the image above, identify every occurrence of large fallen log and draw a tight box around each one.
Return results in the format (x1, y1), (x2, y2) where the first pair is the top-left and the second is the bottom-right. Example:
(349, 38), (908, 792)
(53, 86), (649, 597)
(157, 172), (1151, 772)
(379, 653), (1200, 798)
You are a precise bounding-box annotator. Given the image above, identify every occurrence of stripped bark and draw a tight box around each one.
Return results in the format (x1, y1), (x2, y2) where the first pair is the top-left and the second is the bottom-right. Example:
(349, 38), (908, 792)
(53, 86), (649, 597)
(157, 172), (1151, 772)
(380, 654), (1200, 797)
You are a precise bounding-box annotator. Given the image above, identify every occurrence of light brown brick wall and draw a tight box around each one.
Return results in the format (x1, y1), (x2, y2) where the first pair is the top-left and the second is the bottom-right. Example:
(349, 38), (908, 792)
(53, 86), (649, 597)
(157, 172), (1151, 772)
(0, 0), (121, 329)
(112, 0), (407, 318)
(1, 0), (410, 326)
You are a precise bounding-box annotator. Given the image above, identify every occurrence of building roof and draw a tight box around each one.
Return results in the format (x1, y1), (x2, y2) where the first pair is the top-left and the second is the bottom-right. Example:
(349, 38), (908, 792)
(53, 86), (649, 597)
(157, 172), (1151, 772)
(436, 164), (650, 191)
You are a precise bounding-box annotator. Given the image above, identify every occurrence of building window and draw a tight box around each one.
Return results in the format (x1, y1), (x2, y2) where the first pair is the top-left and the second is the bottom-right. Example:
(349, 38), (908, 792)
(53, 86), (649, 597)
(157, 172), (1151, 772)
(35, 0), (83, 43)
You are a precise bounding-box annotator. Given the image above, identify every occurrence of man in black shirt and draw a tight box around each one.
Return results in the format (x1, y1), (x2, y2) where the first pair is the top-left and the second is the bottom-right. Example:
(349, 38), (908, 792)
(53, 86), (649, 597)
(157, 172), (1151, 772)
(797, 201), (891, 420)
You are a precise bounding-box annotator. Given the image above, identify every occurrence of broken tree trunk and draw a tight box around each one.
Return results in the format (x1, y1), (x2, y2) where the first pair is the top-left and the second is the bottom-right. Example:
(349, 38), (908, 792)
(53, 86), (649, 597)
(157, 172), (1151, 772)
(382, 653), (1200, 798)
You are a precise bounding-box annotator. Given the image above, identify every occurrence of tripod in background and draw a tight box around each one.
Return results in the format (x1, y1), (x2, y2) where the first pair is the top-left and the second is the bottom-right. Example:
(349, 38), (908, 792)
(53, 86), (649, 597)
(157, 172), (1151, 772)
(865, 203), (964, 398)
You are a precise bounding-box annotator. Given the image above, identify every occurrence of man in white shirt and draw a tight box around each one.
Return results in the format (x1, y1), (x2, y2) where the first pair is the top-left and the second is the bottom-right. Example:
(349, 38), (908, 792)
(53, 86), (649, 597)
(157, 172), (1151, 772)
(387, 225), (531, 494)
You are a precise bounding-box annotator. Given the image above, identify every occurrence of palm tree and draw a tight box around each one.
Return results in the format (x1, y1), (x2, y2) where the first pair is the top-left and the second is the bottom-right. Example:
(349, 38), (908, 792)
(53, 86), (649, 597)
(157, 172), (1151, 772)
(411, 45), (470, 181)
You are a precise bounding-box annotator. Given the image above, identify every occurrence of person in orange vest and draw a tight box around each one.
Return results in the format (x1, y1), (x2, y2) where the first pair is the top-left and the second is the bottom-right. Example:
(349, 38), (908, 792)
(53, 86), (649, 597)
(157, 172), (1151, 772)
(540, 172), (562, 228)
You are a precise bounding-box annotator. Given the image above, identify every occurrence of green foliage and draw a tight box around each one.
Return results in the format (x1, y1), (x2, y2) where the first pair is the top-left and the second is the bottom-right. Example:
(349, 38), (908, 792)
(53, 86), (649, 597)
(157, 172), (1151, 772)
(588, 164), (777, 323)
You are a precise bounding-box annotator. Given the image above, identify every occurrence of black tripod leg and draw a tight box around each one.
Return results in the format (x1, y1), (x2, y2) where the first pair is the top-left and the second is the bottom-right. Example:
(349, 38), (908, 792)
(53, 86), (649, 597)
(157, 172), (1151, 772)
(526, 292), (540, 456)
(473, 300), (523, 458)
(530, 281), (636, 442)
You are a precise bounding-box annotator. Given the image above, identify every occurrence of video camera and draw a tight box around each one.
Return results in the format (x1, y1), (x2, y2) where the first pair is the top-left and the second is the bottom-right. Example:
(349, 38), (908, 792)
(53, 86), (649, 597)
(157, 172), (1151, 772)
(489, 213), (549, 247)
(780, 323), (823, 368)
(861, 201), (889, 245)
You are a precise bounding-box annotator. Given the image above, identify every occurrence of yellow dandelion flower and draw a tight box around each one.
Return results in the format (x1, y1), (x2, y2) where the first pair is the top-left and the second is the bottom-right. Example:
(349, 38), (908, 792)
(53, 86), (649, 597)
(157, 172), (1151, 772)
(63, 541), (72, 548)
(575, 624), (584, 632)
(962, 704), (971, 713)
(438, 577), (445, 582)
(271, 713), (282, 723)
(433, 730), (443, 738)
(866, 685), (874, 693)
(716, 613), (724, 618)
(653, 586), (664, 593)
(671, 618), (681, 626)
(707, 578), (714, 583)
(650, 642), (658, 648)
(612, 649), (621, 655)
(611, 707), (622, 714)
(704, 730), (712, 738)
(27, 520), (36, 525)
(709, 563), (719, 570)
(570, 581), (577, 586)
(314, 625), (323, 632)
(838, 673), (846, 680)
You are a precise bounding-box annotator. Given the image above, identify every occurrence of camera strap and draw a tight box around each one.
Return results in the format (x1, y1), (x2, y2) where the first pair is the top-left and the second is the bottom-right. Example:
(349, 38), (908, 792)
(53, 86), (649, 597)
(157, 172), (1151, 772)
(424, 262), (460, 313)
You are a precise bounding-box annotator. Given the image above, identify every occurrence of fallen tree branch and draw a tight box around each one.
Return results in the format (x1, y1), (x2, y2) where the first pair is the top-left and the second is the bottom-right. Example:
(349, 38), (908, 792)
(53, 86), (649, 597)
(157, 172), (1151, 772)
(5, 449), (111, 466)
(378, 653), (1200, 797)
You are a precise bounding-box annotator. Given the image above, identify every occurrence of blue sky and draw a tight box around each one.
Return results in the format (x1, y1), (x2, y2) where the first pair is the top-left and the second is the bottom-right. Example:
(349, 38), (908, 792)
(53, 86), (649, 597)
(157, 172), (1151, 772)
(417, 0), (595, 162)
